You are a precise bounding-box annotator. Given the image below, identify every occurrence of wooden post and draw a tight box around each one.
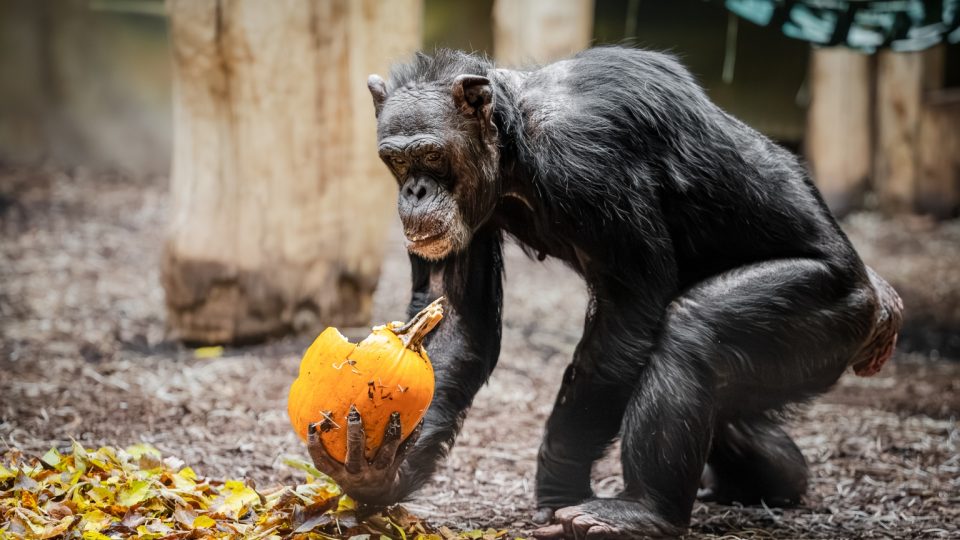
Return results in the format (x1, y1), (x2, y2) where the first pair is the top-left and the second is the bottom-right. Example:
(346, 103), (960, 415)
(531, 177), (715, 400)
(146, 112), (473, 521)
(917, 90), (960, 219)
(915, 45), (958, 218)
(874, 49), (924, 213)
(162, 0), (422, 344)
(805, 47), (872, 217)
(492, 0), (594, 66)
(873, 46), (952, 215)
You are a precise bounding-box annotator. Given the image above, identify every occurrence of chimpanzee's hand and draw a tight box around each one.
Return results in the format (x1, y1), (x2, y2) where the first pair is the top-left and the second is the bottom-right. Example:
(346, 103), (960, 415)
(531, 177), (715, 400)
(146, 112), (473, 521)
(307, 405), (421, 506)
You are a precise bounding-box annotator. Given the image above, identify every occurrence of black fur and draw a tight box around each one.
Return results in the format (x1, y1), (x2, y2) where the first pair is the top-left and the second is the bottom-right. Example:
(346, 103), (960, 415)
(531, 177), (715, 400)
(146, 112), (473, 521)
(363, 47), (901, 538)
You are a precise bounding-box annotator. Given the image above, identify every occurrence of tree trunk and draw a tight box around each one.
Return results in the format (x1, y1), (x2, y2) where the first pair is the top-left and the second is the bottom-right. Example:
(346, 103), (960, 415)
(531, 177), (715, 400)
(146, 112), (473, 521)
(805, 48), (871, 217)
(492, 0), (594, 66)
(162, 0), (422, 344)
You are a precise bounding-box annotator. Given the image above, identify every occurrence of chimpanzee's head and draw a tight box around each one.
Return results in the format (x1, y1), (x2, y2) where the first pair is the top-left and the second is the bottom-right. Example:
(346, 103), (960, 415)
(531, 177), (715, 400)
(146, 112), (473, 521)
(367, 63), (500, 260)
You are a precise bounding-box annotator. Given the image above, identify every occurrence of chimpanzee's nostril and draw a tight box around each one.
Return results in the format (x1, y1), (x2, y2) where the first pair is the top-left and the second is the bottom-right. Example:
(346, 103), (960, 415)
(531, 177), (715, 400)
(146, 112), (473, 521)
(402, 178), (434, 204)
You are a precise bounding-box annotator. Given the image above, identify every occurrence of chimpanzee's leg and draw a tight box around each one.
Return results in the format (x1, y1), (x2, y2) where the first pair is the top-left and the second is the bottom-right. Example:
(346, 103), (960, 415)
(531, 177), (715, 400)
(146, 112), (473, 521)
(535, 299), (647, 513)
(535, 364), (630, 510)
(534, 258), (878, 539)
(699, 416), (808, 507)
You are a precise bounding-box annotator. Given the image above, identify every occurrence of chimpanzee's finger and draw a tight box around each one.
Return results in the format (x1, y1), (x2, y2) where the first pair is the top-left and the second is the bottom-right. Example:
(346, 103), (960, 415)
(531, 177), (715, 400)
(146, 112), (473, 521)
(395, 419), (423, 459)
(344, 405), (366, 474)
(530, 524), (565, 540)
(373, 412), (403, 470)
(306, 422), (340, 474)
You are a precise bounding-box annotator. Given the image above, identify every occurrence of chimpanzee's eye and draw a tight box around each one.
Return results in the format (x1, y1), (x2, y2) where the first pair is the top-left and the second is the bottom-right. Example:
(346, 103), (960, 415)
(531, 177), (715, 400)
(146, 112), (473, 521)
(425, 152), (441, 163)
(391, 157), (407, 168)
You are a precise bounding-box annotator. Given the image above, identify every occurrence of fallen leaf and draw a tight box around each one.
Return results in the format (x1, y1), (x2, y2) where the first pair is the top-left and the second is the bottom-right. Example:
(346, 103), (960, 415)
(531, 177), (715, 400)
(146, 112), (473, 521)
(0, 444), (496, 540)
(117, 479), (151, 507)
(125, 444), (162, 460)
(193, 346), (224, 359)
(192, 514), (216, 528)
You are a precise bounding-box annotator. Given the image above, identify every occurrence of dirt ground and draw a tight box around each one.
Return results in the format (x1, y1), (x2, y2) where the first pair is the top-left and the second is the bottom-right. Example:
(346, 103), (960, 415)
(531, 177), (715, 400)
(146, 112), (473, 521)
(2, 166), (959, 539)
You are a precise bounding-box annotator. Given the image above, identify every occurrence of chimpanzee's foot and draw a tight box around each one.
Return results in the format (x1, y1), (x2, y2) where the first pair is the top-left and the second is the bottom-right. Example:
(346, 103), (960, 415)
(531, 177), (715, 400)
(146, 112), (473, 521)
(698, 474), (803, 508)
(532, 499), (684, 539)
(698, 419), (808, 507)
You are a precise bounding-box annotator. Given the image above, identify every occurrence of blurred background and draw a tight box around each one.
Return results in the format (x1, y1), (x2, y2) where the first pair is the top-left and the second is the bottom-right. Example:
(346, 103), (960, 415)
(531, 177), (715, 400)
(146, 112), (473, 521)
(2, 0), (958, 350)
(1, 1), (959, 537)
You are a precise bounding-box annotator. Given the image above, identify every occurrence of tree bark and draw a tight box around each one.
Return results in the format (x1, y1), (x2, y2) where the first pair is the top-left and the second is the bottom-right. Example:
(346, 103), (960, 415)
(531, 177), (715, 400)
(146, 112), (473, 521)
(805, 47), (872, 217)
(162, 0), (422, 344)
(492, 0), (594, 67)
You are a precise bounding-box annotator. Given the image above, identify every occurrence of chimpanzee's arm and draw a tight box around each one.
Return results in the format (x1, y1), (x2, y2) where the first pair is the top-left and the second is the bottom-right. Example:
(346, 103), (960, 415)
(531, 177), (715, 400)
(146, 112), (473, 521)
(308, 227), (503, 505)
(388, 226), (505, 501)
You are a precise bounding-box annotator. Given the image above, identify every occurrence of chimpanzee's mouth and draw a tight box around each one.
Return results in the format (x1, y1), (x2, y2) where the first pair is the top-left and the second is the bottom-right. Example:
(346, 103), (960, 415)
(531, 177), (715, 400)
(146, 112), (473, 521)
(406, 230), (447, 247)
(404, 228), (453, 259)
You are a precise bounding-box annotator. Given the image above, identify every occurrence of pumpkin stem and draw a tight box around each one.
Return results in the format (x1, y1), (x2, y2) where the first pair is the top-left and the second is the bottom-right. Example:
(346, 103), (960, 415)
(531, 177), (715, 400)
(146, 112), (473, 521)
(397, 297), (445, 351)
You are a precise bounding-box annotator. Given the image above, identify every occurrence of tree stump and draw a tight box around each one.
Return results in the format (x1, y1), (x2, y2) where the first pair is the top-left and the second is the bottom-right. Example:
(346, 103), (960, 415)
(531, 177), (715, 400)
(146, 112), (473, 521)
(162, 0), (422, 344)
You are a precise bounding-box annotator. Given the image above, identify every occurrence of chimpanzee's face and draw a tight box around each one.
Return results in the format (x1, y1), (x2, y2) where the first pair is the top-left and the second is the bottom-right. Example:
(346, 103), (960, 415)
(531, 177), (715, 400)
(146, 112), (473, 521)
(368, 74), (499, 260)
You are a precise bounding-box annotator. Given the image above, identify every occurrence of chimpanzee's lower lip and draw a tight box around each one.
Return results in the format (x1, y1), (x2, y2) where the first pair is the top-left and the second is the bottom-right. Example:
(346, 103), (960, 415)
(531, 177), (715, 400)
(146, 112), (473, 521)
(405, 230), (447, 246)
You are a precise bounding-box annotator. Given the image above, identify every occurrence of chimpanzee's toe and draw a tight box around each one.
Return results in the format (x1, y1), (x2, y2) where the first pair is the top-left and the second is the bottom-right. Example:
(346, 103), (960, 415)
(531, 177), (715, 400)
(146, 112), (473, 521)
(533, 499), (685, 539)
(532, 505), (633, 539)
(697, 464), (719, 501)
(558, 506), (630, 539)
(697, 486), (718, 501)
(531, 523), (565, 540)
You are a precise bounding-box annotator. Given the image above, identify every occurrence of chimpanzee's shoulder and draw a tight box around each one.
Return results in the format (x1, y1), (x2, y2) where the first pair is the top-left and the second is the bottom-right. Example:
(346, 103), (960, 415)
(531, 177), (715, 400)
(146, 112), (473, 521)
(569, 46), (682, 66)
(562, 46), (694, 85)
(514, 46), (702, 138)
(515, 46), (700, 111)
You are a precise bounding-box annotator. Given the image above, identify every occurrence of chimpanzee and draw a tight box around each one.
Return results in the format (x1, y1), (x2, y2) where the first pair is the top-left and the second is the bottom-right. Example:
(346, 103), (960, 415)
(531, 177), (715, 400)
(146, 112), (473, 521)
(305, 47), (903, 539)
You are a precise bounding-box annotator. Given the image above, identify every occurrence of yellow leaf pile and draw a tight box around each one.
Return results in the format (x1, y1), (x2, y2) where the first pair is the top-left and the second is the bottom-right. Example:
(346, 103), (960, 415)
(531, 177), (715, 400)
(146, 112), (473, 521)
(0, 442), (515, 540)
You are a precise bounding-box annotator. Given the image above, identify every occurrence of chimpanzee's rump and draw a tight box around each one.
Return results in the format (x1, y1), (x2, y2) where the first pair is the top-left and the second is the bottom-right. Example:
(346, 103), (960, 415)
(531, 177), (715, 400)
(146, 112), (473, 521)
(852, 268), (904, 376)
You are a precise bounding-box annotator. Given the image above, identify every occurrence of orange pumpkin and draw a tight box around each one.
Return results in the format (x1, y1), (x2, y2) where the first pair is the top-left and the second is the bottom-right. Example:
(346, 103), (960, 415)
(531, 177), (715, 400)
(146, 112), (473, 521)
(287, 298), (443, 463)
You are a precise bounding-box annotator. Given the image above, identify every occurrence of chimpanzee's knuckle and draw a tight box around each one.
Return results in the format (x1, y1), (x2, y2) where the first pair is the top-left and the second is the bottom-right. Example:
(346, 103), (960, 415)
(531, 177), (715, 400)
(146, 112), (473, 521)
(554, 506), (582, 521)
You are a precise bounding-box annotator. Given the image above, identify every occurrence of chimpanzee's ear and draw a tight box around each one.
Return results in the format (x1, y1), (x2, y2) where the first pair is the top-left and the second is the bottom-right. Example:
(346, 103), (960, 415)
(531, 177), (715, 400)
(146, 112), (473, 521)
(368, 74), (387, 117)
(452, 75), (496, 136)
